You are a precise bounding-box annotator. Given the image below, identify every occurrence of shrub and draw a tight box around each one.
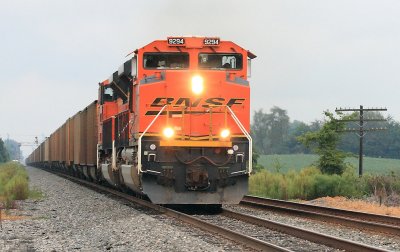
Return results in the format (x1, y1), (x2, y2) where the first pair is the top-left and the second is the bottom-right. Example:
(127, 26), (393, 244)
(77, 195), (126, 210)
(297, 111), (350, 175)
(251, 165), (367, 200)
(0, 162), (31, 209)
(249, 163), (400, 203)
(312, 174), (340, 198)
(249, 157), (400, 206)
(5, 175), (29, 200)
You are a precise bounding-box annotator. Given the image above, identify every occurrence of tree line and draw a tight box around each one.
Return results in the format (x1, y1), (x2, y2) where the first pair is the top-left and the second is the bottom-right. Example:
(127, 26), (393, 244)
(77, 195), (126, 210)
(0, 138), (22, 163)
(251, 106), (400, 159)
(0, 138), (10, 163)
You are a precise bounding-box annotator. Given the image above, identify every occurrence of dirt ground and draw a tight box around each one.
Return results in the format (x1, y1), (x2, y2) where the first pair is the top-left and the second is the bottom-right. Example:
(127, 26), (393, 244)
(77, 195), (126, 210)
(0, 208), (26, 221)
(306, 196), (400, 217)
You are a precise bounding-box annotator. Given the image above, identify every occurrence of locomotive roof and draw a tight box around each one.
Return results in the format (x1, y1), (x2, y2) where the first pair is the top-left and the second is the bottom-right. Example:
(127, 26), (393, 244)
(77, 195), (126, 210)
(138, 36), (256, 59)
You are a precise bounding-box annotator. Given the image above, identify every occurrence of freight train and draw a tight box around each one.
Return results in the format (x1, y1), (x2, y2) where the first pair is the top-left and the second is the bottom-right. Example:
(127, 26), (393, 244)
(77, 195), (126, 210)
(26, 36), (256, 205)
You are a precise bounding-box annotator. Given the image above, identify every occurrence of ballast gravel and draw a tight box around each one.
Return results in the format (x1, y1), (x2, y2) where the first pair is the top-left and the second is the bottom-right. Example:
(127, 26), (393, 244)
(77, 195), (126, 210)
(226, 204), (400, 251)
(0, 167), (250, 252)
(195, 214), (339, 252)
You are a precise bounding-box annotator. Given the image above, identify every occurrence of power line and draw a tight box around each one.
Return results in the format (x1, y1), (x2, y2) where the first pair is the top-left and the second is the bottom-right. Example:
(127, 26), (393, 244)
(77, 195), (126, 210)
(335, 107), (387, 112)
(335, 105), (387, 177)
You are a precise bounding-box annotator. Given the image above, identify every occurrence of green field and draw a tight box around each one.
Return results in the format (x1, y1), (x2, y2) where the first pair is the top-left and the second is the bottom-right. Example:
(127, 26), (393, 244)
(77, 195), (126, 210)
(258, 154), (400, 175)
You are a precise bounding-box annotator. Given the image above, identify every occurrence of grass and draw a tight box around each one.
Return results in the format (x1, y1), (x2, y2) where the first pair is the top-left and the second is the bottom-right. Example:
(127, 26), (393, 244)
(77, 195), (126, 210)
(249, 165), (400, 202)
(29, 186), (44, 200)
(250, 166), (363, 200)
(251, 154), (400, 202)
(0, 162), (43, 209)
(258, 154), (400, 175)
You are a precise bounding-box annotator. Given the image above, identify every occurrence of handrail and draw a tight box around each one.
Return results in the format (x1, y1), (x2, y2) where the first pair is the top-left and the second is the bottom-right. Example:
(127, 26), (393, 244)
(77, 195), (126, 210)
(226, 106), (252, 174)
(137, 105), (252, 174)
(138, 105), (167, 173)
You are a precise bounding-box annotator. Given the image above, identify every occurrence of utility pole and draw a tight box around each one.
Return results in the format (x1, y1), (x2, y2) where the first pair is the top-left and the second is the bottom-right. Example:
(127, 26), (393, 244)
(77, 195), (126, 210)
(335, 105), (387, 177)
(359, 106), (364, 177)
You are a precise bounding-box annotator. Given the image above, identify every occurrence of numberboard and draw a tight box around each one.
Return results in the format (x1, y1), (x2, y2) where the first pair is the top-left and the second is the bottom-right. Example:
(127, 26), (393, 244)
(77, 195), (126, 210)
(167, 37), (221, 46)
(167, 37), (186, 46)
(203, 37), (220, 46)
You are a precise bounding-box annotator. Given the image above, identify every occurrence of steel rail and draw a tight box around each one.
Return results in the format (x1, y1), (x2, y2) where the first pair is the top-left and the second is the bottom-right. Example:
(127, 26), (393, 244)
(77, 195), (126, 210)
(242, 195), (400, 233)
(42, 169), (289, 252)
(222, 209), (390, 252)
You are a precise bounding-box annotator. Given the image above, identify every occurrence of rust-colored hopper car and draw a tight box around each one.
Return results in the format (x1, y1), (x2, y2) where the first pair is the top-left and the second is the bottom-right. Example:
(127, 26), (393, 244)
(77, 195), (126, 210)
(27, 36), (256, 205)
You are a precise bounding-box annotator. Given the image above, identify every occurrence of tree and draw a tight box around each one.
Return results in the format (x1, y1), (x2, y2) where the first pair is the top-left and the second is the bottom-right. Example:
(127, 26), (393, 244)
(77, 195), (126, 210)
(251, 109), (269, 154)
(251, 106), (290, 154)
(251, 107), (400, 159)
(269, 107), (290, 153)
(338, 112), (400, 159)
(297, 111), (349, 175)
(0, 138), (10, 163)
(383, 117), (400, 158)
(285, 120), (322, 154)
(252, 147), (264, 173)
(4, 139), (23, 161)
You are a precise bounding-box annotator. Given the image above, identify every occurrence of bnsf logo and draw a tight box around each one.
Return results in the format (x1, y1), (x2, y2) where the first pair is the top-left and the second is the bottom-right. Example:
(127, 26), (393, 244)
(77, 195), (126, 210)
(150, 97), (245, 108)
(145, 97), (246, 115)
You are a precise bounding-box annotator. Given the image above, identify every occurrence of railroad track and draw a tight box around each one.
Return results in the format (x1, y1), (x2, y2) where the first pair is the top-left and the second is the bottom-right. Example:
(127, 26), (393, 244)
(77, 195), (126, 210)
(40, 168), (391, 252)
(218, 208), (389, 252)
(45, 170), (288, 252)
(241, 195), (400, 235)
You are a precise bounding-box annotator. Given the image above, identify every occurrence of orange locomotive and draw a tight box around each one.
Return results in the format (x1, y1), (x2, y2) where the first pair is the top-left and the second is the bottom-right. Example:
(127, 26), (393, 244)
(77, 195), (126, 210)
(27, 36), (256, 205)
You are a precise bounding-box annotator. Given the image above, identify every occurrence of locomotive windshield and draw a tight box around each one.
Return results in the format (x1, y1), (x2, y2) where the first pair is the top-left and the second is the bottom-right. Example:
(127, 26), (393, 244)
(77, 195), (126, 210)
(144, 53), (189, 69)
(198, 53), (243, 70)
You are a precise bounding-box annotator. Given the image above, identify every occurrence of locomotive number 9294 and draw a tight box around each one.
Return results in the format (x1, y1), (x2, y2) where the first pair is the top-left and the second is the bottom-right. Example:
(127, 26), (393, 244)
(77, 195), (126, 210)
(168, 38), (185, 45)
(204, 38), (220, 45)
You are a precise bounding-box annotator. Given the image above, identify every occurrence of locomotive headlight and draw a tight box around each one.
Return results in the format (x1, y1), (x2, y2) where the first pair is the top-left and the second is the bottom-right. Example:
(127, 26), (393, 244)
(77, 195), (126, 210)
(191, 75), (204, 94)
(163, 127), (174, 138)
(220, 128), (230, 139)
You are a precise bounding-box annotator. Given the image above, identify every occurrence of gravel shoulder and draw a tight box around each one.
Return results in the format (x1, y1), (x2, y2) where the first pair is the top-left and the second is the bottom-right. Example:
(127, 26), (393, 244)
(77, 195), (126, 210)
(0, 167), (247, 252)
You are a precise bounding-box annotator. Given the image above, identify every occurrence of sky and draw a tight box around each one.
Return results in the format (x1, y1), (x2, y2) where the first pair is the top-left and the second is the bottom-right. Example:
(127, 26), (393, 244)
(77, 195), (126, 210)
(1, 0), (399, 157)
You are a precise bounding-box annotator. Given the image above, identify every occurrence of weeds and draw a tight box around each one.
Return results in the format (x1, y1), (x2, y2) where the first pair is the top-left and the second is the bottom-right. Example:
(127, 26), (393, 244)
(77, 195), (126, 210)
(250, 165), (400, 204)
(29, 186), (44, 200)
(0, 162), (43, 209)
